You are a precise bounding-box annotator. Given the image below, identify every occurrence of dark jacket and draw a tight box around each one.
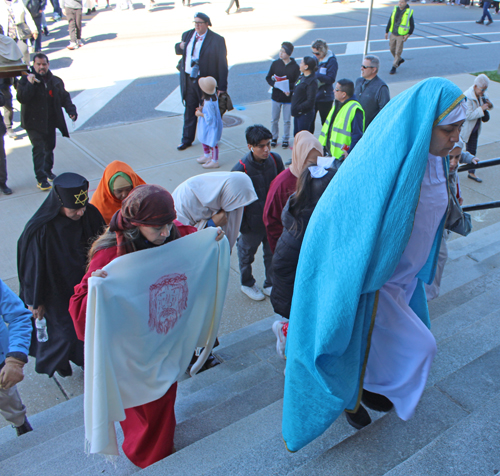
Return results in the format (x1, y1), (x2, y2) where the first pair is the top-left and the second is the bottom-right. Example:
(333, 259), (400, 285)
(291, 74), (318, 117)
(315, 51), (338, 103)
(23, 0), (47, 18)
(0, 91), (5, 136)
(354, 75), (390, 128)
(231, 151), (284, 234)
(266, 58), (300, 104)
(17, 70), (77, 137)
(271, 167), (338, 318)
(175, 28), (228, 103)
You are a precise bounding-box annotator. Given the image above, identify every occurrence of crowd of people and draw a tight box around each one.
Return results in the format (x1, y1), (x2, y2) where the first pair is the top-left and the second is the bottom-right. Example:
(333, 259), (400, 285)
(0, 3), (497, 472)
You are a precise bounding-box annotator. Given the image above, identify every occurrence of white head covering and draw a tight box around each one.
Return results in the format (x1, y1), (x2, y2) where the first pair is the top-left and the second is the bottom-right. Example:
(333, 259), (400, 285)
(438, 101), (466, 125)
(172, 172), (257, 251)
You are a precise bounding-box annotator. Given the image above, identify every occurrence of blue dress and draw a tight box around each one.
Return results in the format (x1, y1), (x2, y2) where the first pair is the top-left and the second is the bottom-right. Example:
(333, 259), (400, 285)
(197, 99), (223, 148)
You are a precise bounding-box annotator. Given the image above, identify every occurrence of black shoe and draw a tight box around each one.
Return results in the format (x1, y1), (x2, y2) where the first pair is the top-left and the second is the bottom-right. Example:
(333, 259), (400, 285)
(476, 19), (484, 23)
(397, 58), (405, 66)
(362, 390), (393, 412)
(345, 404), (372, 430)
(271, 139), (277, 148)
(486, 19), (493, 25)
(15, 418), (33, 436)
(468, 173), (483, 182)
(56, 367), (73, 378)
(0, 183), (13, 195)
(47, 172), (57, 182)
(43, 26), (49, 35)
(37, 180), (52, 191)
(91, 6), (96, 11)
(86, 8), (92, 14)
(177, 142), (192, 151)
(282, 141), (289, 149)
(389, 67), (397, 75)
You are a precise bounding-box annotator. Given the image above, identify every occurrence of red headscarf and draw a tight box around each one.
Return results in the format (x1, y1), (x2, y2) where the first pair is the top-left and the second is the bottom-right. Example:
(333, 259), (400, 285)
(109, 185), (177, 256)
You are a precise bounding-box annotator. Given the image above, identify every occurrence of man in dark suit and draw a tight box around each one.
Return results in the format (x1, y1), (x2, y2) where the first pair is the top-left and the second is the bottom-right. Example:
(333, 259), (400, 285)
(175, 12), (228, 151)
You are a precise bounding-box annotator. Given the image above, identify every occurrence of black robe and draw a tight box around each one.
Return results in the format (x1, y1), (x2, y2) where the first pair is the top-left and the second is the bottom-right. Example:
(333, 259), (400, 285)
(18, 191), (105, 377)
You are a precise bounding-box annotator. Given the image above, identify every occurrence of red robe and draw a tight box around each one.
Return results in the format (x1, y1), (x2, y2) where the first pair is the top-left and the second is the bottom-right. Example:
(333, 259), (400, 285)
(263, 168), (297, 253)
(69, 221), (196, 468)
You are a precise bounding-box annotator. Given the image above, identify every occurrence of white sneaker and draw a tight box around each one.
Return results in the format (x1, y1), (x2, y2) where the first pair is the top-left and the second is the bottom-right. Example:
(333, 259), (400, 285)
(272, 319), (288, 360)
(197, 155), (210, 164)
(202, 159), (220, 169)
(263, 286), (272, 297)
(241, 284), (265, 301)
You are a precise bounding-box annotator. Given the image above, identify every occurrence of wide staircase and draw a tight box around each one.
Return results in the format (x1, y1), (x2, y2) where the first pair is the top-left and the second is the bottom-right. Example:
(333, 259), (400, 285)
(2, 221), (500, 476)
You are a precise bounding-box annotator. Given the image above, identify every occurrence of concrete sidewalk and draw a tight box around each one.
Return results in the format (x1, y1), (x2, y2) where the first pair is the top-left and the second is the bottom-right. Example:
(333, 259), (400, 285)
(1, 73), (499, 429)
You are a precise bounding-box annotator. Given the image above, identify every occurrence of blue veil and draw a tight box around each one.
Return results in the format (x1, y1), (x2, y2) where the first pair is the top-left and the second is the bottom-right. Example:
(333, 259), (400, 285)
(283, 78), (464, 452)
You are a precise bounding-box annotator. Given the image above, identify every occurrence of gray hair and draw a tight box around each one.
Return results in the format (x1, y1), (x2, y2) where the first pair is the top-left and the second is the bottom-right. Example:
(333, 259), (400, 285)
(474, 74), (489, 89)
(311, 39), (328, 56)
(364, 55), (380, 71)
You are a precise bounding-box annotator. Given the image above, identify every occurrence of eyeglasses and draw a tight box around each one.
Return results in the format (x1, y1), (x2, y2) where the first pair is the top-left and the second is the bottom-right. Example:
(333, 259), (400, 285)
(361, 65), (374, 69)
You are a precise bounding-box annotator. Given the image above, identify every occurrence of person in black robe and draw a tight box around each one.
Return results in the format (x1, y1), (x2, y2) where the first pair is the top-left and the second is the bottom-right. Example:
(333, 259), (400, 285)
(17, 173), (105, 378)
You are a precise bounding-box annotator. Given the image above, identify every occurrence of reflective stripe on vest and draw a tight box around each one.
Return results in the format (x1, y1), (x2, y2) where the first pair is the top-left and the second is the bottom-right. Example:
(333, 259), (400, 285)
(389, 6), (413, 36)
(319, 101), (365, 159)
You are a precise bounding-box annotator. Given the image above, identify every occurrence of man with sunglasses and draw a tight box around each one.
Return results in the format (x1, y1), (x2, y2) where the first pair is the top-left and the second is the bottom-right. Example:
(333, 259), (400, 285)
(354, 55), (390, 128)
(175, 13), (228, 151)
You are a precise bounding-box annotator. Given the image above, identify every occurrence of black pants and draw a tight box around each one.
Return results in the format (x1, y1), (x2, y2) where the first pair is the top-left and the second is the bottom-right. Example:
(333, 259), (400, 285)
(66, 8), (82, 44)
(182, 73), (201, 144)
(312, 100), (333, 134)
(27, 128), (56, 182)
(236, 231), (273, 288)
(0, 134), (6, 185)
(33, 15), (43, 52)
(466, 127), (479, 175)
(293, 110), (315, 137)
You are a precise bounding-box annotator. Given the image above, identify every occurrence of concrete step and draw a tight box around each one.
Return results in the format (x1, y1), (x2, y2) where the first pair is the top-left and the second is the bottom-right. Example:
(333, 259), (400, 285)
(438, 245), (500, 297)
(0, 394), (83, 461)
(446, 220), (500, 260)
(386, 348), (500, 476)
(428, 307), (500, 387)
(428, 261), (500, 321)
(287, 387), (468, 476)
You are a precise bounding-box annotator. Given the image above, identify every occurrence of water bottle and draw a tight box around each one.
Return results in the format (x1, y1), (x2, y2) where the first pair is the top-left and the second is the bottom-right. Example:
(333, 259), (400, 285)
(35, 318), (49, 343)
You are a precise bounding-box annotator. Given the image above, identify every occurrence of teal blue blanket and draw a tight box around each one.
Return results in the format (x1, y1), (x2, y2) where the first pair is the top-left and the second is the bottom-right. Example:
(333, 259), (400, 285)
(283, 78), (464, 452)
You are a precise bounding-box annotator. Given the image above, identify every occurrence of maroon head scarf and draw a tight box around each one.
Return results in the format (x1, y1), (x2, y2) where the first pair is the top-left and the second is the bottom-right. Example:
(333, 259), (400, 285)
(109, 184), (177, 256)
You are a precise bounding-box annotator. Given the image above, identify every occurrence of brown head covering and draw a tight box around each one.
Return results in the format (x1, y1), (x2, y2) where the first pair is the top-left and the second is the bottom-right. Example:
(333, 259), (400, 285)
(109, 184), (177, 255)
(289, 131), (323, 178)
(90, 161), (146, 224)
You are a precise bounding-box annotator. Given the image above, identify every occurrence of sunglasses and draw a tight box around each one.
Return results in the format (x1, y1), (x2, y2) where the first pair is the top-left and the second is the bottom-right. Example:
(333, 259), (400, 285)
(361, 65), (375, 69)
(312, 52), (321, 56)
(194, 21), (207, 25)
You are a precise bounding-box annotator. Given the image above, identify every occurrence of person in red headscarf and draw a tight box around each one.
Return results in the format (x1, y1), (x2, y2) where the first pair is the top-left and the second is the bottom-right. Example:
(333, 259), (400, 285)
(69, 184), (225, 468)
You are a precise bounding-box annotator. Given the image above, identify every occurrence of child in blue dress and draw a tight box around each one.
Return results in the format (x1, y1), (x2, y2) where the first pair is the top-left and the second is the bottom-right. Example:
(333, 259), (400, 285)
(195, 77), (223, 169)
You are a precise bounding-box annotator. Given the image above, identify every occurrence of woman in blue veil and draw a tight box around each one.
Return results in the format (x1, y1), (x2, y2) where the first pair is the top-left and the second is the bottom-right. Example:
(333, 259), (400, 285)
(282, 77), (466, 452)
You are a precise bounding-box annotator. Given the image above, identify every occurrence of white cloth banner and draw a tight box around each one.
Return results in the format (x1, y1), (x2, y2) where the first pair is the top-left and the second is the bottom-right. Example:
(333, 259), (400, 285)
(84, 228), (230, 457)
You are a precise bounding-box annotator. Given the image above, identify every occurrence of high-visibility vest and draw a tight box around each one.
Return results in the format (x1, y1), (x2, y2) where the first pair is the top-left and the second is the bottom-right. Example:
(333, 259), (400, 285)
(319, 100), (365, 160)
(389, 6), (413, 36)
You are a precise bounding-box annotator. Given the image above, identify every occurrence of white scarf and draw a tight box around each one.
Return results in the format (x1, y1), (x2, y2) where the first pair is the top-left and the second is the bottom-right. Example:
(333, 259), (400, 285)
(84, 228), (230, 458)
(172, 172), (257, 251)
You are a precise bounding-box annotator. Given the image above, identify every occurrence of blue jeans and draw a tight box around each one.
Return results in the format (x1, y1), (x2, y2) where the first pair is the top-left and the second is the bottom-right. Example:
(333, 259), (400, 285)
(293, 110), (314, 137)
(480, 1), (493, 21)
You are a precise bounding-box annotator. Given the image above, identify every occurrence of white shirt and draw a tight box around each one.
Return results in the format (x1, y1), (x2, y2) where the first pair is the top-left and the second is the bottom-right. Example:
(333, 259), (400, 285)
(185, 31), (206, 75)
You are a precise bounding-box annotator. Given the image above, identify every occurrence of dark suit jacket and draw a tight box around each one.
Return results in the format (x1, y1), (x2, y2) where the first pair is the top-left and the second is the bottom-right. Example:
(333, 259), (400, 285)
(175, 28), (228, 101)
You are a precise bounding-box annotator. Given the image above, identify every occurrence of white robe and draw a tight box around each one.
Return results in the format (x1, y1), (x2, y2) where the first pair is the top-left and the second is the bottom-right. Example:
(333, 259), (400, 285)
(364, 153), (447, 420)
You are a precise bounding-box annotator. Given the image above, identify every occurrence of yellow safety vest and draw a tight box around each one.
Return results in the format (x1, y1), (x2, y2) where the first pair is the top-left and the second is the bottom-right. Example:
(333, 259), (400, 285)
(319, 100), (365, 160)
(389, 6), (413, 36)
